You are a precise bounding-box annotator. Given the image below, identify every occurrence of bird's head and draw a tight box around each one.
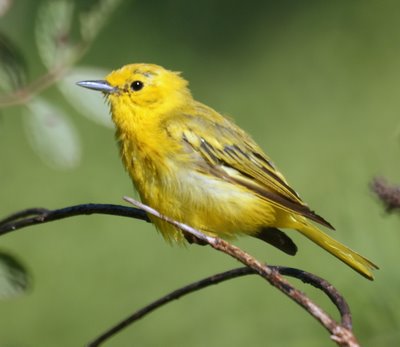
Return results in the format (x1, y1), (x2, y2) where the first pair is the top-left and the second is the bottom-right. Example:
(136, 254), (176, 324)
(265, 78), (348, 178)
(77, 63), (191, 115)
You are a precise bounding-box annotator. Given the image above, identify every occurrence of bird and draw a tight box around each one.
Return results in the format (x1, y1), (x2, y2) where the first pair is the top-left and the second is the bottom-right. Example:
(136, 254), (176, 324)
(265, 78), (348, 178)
(77, 63), (378, 280)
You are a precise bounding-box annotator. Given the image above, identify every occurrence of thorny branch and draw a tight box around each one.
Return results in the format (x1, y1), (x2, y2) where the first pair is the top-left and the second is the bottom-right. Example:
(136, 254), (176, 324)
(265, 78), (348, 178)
(0, 200), (360, 347)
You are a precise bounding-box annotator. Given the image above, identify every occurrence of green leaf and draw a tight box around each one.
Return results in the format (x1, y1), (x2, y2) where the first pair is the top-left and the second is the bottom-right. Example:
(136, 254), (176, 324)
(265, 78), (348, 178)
(0, 32), (27, 92)
(35, 0), (75, 69)
(0, 251), (29, 299)
(58, 66), (113, 128)
(79, 0), (122, 42)
(24, 97), (81, 170)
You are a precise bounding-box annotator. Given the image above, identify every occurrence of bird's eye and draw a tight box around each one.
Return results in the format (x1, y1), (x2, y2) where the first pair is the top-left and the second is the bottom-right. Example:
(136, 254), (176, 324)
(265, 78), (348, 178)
(131, 80), (144, 91)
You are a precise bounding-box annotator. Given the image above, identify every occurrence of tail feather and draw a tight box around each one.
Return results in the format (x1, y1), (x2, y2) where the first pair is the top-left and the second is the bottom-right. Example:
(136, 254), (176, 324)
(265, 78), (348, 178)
(296, 222), (378, 280)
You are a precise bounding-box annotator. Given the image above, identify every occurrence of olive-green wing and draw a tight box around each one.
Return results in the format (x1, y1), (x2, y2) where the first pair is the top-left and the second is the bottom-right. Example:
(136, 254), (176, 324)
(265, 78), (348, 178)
(165, 104), (333, 230)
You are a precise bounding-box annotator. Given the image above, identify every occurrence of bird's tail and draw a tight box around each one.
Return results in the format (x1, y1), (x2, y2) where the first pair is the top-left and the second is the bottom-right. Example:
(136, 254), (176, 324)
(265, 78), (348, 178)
(296, 221), (378, 280)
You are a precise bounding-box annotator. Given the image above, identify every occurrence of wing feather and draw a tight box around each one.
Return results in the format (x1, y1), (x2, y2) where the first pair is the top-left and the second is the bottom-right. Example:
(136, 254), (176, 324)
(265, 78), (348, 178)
(164, 103), (333, 230)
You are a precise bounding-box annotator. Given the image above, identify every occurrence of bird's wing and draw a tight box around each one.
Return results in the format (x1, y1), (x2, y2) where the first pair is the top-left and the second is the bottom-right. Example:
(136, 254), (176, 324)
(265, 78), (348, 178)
(164, 104), (333, 230)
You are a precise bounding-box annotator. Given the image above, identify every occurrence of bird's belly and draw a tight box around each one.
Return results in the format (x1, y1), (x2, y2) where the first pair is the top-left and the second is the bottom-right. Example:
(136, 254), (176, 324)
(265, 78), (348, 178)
(146, 168), (279, 241)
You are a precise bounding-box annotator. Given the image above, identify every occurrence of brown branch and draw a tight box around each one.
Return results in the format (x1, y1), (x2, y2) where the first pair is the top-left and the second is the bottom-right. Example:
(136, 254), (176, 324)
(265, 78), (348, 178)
(0, 200), (359, 346)
(371, 176), (400, 212)
(87, 265), (352, 347)
(124, 197), (360, 347)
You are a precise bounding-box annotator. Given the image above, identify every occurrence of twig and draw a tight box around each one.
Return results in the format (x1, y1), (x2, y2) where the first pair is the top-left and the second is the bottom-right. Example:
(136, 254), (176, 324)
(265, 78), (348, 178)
(124, 196), (360, 347)
(87, 265), (352, 347)
(0, 203), (149, 236)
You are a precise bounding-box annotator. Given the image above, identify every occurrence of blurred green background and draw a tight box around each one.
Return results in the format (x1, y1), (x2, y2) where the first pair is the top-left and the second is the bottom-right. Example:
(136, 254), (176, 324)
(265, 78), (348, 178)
(1, 0), (400, 346)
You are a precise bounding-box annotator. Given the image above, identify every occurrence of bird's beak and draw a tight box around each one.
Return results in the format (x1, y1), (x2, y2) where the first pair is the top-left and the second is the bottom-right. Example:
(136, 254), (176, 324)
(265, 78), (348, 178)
(76, 80), (117, 94)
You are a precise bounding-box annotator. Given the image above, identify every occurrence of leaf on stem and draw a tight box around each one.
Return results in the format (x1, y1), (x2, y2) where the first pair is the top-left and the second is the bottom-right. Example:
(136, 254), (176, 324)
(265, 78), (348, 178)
(24, 97), (81, 170)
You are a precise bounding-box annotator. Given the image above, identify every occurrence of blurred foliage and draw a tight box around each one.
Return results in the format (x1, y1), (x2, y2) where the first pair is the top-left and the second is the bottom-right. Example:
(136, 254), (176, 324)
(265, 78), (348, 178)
(0, 0), (120, 168)
(0, 251), (29, 299)
(0, 32), (27, 91)
(1, 0), (400, 346)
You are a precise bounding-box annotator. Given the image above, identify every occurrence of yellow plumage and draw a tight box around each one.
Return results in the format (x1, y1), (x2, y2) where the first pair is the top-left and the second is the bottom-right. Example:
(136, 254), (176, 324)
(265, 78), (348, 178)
(77, 63), (378, 280)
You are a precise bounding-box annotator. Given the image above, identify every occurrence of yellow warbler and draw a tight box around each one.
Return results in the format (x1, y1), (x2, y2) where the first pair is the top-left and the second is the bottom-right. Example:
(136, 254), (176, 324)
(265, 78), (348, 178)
(77, 63), (378, 280)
